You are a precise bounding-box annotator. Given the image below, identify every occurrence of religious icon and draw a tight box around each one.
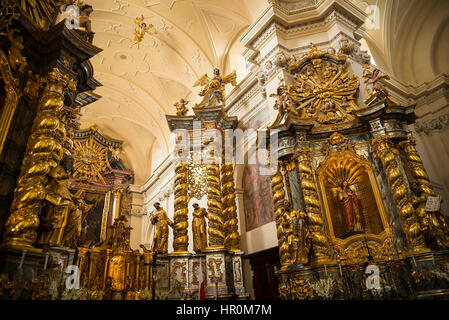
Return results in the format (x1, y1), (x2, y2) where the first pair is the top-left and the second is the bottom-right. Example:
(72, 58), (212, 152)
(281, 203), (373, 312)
(338, 180), (363, 236)
(130, 15), (156, 47)
(191, 203), (208, 253)
(150, 202), (174, 254)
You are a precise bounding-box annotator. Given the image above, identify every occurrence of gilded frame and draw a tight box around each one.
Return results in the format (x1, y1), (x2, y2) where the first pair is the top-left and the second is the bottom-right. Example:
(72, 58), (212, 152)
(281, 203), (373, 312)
(316, 149), (394, 261)
(0, 49), (19, 155)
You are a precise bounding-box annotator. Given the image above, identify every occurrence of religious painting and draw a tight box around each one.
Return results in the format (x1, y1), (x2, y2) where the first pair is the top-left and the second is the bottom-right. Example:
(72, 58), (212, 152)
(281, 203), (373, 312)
(243, 164), (275, 232)
(317, 151), (387, 240)
(78, 191), (107, 246)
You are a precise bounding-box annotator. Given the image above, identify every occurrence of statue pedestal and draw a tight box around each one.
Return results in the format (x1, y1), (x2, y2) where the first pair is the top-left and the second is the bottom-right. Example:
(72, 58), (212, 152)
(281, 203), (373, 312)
(154, 249), (247, 300)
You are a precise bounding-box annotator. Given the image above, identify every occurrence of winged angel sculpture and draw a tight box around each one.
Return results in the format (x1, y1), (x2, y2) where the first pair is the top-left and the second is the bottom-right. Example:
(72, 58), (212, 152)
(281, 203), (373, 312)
(193, 68), (237, 107)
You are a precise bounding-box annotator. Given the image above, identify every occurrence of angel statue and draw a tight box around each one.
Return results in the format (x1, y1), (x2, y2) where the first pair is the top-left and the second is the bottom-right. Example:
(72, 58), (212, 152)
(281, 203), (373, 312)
(363, 67), (390, 97)
(193, 68), (237, 107)
(130, 15), (156, 47)
(174, 98), (189, 116)
(269, 82), (289, 114)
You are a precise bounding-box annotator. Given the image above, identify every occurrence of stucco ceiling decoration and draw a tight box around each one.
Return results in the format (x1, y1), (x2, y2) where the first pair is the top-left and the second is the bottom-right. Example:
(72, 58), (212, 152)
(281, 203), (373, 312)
(82, 0), (252, 185)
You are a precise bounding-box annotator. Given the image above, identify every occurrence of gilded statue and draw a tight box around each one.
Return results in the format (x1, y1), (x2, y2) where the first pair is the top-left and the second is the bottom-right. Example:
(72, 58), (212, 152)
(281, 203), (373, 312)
(338, 180), (363, 236)
(363, 67), (389, 97)
(7, 29), (27, 73)
(150, 202), (174, 254)
(193, 68), (237, 107)
(38, 159), (75, 247)
(78, 5), (95, 43)
(279, 200), (310, 267)
(174, 98), (189, 117)
(192, 203), (208, 253)
(62, 190), (95, 248)
(270, 82), (290, 114)
(130, 15), (156, 47)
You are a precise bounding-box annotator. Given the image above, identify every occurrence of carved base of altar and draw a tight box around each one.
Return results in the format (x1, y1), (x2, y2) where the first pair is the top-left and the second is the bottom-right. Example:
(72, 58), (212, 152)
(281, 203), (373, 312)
(0, 246), (75, 299)
(155, 249), (247, 300)
(277, 250), (449, 300)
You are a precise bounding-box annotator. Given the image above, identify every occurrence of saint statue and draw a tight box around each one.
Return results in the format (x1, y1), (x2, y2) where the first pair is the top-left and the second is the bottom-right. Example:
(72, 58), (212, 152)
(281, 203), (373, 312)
(192, 203), (208, 253)
(338, 180), (363, 235)
(150, 202), (174, 254)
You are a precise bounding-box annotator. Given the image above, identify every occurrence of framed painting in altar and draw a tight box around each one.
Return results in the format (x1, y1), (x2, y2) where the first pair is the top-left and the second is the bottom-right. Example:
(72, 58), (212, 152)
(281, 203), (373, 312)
(77, 190), (111, 246)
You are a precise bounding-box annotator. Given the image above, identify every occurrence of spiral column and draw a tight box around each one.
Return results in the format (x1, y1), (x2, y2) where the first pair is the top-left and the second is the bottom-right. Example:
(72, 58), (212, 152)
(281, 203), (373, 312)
(206, 148), (224, 248)
(173, 161), (189, 252)
(221, 162), (239, 251)
(398, 138), (449, 248)
(295, 145), (331, 264)
(372, 136), (428, 253)
(2, 68), (73, 250)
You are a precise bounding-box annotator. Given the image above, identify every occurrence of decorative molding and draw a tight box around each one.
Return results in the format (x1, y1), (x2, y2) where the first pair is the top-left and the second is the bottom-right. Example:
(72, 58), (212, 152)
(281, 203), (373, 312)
(415, 114), (449, 135)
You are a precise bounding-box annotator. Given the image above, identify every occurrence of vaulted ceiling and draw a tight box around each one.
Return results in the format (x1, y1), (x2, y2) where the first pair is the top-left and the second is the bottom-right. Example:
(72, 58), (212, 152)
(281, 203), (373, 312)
(81, 0), (449, 185)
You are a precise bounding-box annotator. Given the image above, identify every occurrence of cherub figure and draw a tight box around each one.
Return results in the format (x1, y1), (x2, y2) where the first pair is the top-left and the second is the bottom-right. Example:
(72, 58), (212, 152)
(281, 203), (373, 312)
(174, 98), (189, 116)
(269, 83), (289, 114)
(79, 4), (95, 43)
(130, 15), (156, 47)
(364, 67), (390, 96)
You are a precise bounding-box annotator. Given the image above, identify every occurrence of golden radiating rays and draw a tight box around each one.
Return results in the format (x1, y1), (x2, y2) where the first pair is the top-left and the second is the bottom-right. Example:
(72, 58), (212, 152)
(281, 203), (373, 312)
(72, 136), (110, 184)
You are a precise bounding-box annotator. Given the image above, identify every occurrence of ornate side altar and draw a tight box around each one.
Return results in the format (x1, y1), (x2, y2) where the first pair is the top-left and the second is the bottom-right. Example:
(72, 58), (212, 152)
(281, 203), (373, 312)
(268, 44), (449, 300)
(160, 68), (247, 299)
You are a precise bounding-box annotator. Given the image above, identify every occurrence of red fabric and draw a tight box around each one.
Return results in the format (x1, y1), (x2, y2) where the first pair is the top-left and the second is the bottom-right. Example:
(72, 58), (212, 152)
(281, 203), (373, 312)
(199, 282), (206, 300)
(342, 193), (360, 231)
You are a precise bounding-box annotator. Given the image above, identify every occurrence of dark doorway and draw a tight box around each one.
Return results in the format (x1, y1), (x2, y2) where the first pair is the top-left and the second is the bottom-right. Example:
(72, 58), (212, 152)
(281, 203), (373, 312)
(244, 247), (280, 300)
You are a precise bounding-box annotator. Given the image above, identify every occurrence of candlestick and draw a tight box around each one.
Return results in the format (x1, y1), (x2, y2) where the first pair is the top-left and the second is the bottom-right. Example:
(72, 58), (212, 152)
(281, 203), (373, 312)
(431, 253), (435, 266)
(44, 253), (49, 270)
(324, 265), (328, 276)
(18, 250), (27, 270)
(338, 264), (342, 277)
(412, 255), (417, 268)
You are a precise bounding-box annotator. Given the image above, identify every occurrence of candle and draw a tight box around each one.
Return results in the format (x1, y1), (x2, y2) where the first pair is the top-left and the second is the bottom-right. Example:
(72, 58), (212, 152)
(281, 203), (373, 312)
(324, 265), (328, 276)
(432, 253), (435, 266)
(44, 253), (49, 270)
(18, 250), (27, 270)
(338, 264), (342, 276)
(412, 255), (417, 268)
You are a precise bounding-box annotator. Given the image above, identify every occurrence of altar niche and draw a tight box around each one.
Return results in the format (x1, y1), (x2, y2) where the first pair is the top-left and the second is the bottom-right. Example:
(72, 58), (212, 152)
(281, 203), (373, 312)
(317, 149), (394, 263)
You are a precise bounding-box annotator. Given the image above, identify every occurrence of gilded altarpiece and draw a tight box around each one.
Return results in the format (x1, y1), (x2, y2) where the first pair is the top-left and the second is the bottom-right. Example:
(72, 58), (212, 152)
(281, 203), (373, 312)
(268, 44), (449, 300)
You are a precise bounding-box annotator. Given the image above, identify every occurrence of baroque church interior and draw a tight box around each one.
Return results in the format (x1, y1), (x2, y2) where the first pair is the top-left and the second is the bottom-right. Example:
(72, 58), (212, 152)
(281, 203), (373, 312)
(0, 0), (449, 301)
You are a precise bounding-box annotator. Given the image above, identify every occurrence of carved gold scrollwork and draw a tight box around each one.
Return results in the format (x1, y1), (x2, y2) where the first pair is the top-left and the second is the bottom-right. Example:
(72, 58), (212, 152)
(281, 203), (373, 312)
(172, 261), (187, 286)
(0, 48), (19, 155)
(207, 257), (223, 283)
(371, 136), (428, 253)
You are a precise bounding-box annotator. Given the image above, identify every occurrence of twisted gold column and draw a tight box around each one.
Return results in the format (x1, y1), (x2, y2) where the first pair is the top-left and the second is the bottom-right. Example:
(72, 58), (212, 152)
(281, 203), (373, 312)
(206, 148), (224, 248)
(398, 138), (449, 248)
(221, 162), (240, 251)
(270, 166), (289, 268)
(2, 68), (72, 250)
(295, 146), (331, 264)
(372, 136), (428, 253)
(173, 161), (189, 252)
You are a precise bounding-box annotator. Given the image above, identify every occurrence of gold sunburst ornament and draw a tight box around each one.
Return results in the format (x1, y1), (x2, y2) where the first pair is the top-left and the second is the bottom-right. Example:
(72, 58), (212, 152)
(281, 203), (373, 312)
(285, 44), (360, 126)
(72, 136), (110, 184)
